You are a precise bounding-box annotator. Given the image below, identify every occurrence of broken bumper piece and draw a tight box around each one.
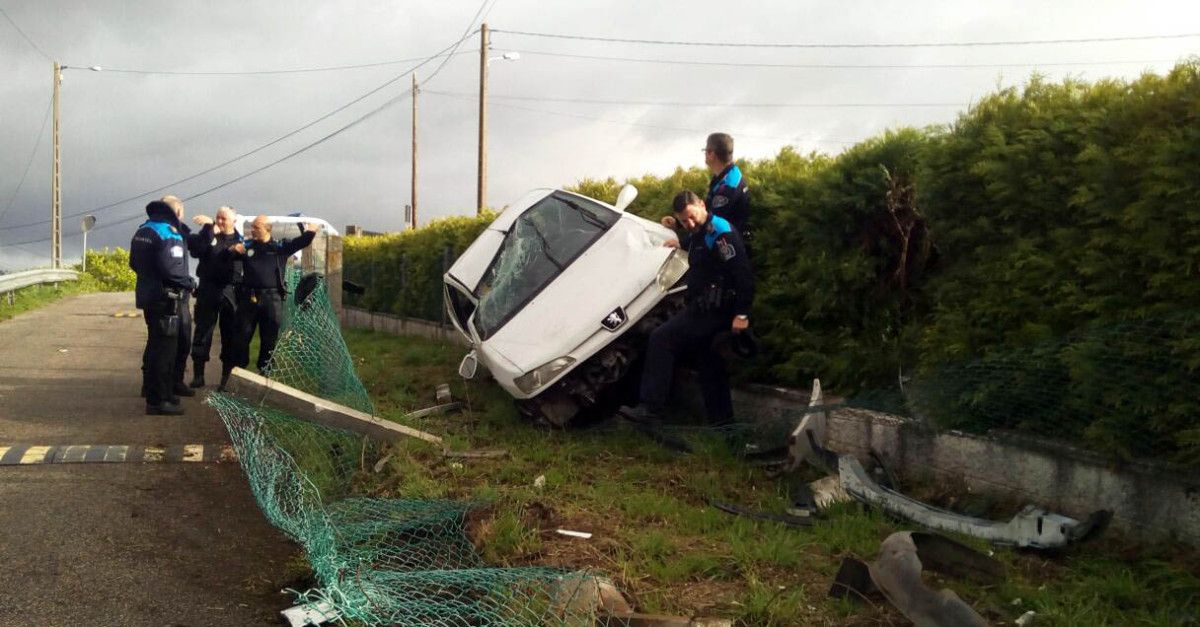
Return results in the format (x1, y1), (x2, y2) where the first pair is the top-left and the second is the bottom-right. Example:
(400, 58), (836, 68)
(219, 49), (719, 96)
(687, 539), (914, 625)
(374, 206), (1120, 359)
(838, 455), (1111, 549)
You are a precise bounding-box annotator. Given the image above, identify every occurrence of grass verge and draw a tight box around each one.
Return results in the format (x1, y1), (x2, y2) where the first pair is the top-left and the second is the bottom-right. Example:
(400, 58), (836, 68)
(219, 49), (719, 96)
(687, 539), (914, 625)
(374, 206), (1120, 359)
(343, 328), (1200, 626)
(0, 277), (98, 323)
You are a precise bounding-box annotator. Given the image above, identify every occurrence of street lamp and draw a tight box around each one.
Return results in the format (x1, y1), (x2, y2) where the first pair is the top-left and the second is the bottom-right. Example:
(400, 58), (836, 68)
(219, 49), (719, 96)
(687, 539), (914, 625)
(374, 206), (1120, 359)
(49, 64), (102, 269)
(477, 23), (520, 213)
(80, 214), (96, 272)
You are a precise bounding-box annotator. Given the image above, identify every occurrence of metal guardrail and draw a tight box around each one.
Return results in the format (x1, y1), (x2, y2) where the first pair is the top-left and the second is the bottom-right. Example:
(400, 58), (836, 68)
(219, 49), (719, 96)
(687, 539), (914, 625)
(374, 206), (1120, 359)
(0, 269), (80, 299)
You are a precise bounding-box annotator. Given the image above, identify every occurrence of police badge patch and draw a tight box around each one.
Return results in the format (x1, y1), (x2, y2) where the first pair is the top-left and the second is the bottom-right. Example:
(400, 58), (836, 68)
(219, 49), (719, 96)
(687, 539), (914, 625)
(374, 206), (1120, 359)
(716, 236), (736, 261)
(711, 195), (730, 208)
(211, 238), (218, 246)
(247, 249), (255, 258)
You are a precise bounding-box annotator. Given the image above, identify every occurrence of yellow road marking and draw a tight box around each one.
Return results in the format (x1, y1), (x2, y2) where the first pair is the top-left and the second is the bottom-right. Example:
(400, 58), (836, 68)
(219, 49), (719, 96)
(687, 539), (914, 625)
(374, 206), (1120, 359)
(0, 446), (9, 460)
(105, 445), (129, 462)
(20, 446), (51, 464)
(182, 444), (203, 462)
(143, 446), (165, 462)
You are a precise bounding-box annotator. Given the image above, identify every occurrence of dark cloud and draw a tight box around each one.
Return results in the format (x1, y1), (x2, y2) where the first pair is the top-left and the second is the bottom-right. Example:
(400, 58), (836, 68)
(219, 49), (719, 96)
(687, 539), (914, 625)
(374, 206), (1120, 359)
(2, 0), (1196, 269)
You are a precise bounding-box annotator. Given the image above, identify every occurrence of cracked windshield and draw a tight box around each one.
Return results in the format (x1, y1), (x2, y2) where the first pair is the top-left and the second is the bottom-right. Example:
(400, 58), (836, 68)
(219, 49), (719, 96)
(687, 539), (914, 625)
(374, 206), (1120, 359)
(474, 193), (618, 338)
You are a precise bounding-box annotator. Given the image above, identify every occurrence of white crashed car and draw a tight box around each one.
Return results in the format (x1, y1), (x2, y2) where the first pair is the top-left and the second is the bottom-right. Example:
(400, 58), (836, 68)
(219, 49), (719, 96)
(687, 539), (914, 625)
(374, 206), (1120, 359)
(444, 185), (689, 426)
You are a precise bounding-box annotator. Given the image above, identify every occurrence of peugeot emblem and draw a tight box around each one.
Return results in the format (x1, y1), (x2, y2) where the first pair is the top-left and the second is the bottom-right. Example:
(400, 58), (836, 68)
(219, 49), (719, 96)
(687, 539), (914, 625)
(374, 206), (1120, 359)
(601, 307), (627, 332)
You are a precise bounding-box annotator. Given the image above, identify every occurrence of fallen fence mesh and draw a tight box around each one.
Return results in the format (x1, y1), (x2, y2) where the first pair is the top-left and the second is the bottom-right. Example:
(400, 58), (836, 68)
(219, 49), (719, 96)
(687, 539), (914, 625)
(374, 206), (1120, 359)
(208, 271), (600, 626)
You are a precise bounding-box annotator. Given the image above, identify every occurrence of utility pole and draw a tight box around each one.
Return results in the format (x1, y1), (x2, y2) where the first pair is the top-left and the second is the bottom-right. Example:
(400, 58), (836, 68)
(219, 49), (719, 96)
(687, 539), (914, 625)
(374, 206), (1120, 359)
(51, 62), (62, 269)
(411, 73), (418, 230)
(477, 23), (489, 214)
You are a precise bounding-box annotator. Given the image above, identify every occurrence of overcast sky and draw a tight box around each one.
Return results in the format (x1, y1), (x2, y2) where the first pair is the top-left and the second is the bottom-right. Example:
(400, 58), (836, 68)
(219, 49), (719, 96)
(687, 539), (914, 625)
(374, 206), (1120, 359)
(1, 0), (1197, 270)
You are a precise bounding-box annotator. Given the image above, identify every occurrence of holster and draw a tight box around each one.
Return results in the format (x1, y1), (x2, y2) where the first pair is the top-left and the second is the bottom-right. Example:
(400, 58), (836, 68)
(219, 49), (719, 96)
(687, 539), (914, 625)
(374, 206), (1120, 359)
(695, 282), (737, 313)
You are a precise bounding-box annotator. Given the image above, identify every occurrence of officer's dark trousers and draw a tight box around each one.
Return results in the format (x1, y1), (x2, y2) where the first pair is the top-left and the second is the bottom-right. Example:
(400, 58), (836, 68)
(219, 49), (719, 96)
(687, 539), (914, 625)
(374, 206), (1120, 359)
(234, 288), (284, 373)
(142, 300), (181, 406)
(191, 283), (237, 369)
(142, 292), (191, 389)
(639, 308), (734, 423)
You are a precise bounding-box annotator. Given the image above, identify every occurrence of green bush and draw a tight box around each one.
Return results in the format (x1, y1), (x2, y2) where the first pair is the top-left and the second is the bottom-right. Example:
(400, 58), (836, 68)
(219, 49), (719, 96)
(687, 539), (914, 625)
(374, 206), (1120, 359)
(78, 247), (137, 291)
(343, 214), (494, 320)
(344, 60), (1200, 464)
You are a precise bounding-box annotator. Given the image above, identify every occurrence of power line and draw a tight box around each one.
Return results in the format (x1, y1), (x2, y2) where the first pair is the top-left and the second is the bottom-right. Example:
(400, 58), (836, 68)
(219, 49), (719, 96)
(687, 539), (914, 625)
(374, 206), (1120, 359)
(511, 49), (1183, 70)
(492, 28), (1200, 49)
(425, 89), (967, 108)
(426, 90), (858, 145)
(82, 49), (478, 76)
(0, 5), (52, 61)
(0, 93), (52, 227)
(0, 31), (478, 246)
(0, 34), (478, 235)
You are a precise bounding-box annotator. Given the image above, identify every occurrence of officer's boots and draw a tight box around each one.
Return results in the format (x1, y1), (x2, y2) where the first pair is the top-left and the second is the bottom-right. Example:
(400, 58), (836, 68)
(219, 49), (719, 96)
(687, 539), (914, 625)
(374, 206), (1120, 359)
(147, 401), (185, 416)
(189, 359), (206, 388)
(217, 365), (233, 392)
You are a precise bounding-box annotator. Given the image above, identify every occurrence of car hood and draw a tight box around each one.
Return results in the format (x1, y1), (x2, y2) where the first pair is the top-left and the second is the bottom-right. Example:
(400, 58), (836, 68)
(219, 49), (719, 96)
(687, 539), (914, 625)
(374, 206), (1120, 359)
(483, 216), (673, 372)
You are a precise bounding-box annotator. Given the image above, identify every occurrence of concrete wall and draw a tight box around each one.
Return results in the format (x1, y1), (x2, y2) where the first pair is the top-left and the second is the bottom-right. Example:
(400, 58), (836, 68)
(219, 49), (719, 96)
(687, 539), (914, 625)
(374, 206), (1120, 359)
(339, 306), (467, 346)
(338, 307), (1200, 545)
(735, 384), (1200, 545)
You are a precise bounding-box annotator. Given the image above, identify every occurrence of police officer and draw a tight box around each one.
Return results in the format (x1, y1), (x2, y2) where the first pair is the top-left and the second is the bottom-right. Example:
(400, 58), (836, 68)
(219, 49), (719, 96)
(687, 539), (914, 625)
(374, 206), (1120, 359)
(703, 132), (751, 245)
(620, 190), (754, 425)
(187, 206), (243, 388)
(662, 133), (752, 253)
(130, 199), (196, 415)
(228, 215), (317, 387)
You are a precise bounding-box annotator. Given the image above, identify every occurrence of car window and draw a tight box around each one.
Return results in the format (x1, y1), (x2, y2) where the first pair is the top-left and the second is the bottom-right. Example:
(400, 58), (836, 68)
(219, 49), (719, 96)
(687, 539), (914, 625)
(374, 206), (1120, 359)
(446, 284), (476, 333)
(474, 193), (619, 339)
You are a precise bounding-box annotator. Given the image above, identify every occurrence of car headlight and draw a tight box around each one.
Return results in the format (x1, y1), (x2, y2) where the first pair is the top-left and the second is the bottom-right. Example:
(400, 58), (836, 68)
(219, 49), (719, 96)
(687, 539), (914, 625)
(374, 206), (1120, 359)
(514, 356), (576, 394)
(656, 249), (689, 291)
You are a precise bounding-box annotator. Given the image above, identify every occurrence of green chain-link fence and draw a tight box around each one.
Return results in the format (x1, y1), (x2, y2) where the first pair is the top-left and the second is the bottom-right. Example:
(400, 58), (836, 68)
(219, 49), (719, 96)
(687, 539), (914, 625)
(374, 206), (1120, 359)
(208, 270), (601, 626)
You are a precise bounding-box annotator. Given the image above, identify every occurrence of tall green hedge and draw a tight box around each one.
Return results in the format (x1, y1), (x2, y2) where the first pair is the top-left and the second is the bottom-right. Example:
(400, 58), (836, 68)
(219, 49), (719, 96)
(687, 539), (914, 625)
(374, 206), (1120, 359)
(345, 61), (1200, 464)
(343, 214), (494, 321)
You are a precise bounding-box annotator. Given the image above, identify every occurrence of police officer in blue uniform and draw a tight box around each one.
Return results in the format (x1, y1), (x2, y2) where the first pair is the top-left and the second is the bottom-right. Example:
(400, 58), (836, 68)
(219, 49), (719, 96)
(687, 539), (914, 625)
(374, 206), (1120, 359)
(130, 200), (196, 415)
(703, 132), (751, 246)
(186, 206), (243, 388)
(621, 190), (754, 426)
(227, 215), (317, 386)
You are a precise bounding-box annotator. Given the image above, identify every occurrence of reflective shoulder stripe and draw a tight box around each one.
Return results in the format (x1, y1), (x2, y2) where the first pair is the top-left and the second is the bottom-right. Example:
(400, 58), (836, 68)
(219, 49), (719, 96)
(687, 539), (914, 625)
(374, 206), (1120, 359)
(704, 216), (733, 249)
(139, 220), (183, 242)
(724, 165), (743, 189)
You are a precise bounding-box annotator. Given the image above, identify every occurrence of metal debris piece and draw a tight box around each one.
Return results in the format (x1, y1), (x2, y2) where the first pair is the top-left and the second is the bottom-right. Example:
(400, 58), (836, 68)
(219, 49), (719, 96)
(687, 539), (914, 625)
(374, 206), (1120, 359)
(280, 601), (339, 627)
(809, 474), (851, 509)
(869, 531), (990, 627)
(435, 383), (453, 404)
(787, 482), (818, 518)
(443, 448), (508, 459)
(403, 401), (463, 420)
(707, 498), (813, 528)
(555, 529), (592, 539)
(839, 455), (1111, 549)
(784, 379), (829, 472)
(908, 531), (1003, 583)
(1015, 610), (1037, 625)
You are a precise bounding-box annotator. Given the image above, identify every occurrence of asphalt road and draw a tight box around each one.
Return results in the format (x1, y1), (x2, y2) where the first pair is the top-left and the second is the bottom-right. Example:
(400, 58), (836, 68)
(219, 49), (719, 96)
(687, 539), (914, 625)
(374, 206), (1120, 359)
(0, 292), (302, 626)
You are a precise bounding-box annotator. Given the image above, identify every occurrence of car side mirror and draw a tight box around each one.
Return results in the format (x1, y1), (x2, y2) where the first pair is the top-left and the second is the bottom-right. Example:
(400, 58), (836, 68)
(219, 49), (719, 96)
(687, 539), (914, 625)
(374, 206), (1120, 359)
(458, 351), (479, 380)
(614, 184), (638, 212)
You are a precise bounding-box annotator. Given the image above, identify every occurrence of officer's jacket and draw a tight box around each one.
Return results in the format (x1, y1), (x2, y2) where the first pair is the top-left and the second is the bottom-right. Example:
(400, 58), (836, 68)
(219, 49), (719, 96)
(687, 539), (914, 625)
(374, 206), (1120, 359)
(129, 207), (194, 309)
(188, 223), (244, 288)
(706, 163), (750, 240)
(239, 230), (316, 291)
(686, 214), (754, 317)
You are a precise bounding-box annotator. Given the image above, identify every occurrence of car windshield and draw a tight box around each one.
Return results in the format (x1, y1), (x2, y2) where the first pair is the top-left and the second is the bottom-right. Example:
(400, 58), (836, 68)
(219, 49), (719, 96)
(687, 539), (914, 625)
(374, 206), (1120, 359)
(474, 192), (619, 339)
